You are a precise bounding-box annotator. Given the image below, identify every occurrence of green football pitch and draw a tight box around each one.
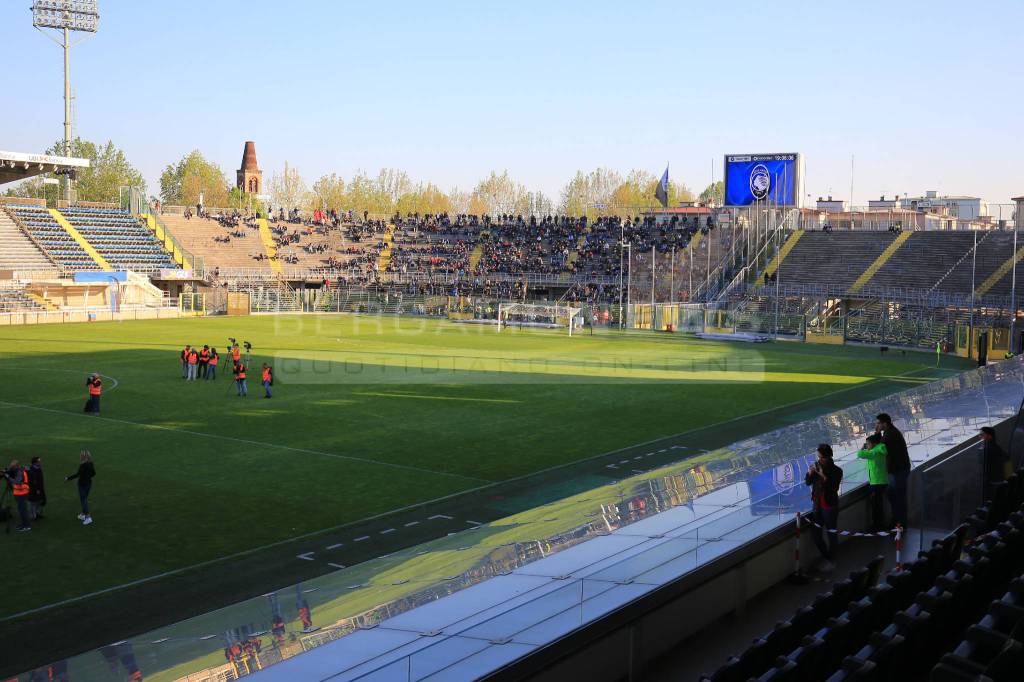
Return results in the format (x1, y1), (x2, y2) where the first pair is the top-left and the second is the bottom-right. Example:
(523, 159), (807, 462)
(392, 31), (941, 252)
(0, 314), (969, 673)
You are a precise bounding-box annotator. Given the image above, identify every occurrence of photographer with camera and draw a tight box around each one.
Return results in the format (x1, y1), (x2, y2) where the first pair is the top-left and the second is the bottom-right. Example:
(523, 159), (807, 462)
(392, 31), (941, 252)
(234, 359), (248, 397)
(4, 459), (32, 532)
(804, 444), (843, 570)
(85, 373), (102, 415)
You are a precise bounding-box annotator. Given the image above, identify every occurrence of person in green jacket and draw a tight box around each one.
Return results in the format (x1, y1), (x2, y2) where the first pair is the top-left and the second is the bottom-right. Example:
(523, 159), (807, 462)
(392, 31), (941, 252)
(857, 433), (889, 531)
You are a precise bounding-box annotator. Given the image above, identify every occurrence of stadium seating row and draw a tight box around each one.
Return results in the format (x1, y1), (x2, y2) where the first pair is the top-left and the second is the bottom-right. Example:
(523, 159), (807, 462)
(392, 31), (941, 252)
(4, 205), (176, 273)
(702, 470), (1024, 682)
(0, 285), (47, 312)
(777, 231), (1020, 299)
(60, 208), (176, 272)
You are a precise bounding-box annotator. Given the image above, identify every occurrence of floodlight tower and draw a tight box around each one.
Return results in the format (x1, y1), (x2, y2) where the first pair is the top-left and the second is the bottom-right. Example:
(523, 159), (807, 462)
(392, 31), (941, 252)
(31, 0), (99, 204)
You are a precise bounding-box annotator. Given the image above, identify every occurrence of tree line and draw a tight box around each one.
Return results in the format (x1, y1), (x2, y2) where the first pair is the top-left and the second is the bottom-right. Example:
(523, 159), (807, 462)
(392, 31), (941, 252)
(4, 138), (726, 216)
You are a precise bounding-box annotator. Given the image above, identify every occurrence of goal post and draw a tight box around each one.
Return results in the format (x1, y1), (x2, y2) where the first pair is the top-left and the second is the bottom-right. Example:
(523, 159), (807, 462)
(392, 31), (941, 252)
(496, 303), (583, 336)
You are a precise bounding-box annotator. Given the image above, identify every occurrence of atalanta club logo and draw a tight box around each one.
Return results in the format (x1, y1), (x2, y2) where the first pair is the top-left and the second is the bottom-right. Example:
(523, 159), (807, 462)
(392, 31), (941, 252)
(750, 164), (771, 200)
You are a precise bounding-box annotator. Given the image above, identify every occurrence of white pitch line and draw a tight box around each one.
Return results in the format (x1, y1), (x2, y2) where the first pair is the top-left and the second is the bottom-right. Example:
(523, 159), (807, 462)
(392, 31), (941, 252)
(327, 563), (347, 570)
(353, 536), (370, 542)
(380, 528), (396, 534)
(326, 543), (344, 550)
(34, 369), (121, 393)
(296, 552), (315, 561)
(404, 521), (420, 527)
(428, 514), (453, 521)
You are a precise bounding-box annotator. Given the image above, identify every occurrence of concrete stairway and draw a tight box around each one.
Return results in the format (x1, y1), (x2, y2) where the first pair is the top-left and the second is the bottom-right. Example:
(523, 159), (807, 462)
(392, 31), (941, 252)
(0, 209), (57, 272)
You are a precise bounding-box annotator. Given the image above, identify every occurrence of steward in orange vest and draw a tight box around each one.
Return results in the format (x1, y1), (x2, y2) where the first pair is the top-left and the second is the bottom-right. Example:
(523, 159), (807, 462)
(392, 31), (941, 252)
(234, 361), (248, 397)
(207, 347), (219, 381)
(85, 373), (102, 415)
(181, 344), (191, 379)
(6, 460), (31, 531)
(261, 364), (273, 399)
(198, 345), (211, 379)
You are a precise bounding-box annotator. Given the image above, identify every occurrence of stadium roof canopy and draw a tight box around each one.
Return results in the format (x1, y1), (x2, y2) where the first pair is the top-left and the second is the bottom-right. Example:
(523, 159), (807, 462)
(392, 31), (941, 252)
(0, 150), (89, 186)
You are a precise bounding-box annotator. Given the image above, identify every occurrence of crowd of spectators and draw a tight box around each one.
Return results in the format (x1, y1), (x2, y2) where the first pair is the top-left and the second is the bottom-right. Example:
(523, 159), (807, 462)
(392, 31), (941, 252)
(198, 208), (723, 303)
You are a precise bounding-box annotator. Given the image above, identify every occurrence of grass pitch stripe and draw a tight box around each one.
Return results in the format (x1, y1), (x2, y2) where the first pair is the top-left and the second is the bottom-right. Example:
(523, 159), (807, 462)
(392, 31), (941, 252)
(0, 399), (489, 484)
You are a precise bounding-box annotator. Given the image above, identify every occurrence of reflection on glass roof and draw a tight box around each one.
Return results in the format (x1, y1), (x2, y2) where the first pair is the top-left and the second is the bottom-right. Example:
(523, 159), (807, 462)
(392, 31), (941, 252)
(32, 360), (1024, 681)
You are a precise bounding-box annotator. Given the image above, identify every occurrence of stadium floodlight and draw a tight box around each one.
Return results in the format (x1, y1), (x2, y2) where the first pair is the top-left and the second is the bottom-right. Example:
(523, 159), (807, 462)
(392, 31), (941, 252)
(31, 1), (99, 204)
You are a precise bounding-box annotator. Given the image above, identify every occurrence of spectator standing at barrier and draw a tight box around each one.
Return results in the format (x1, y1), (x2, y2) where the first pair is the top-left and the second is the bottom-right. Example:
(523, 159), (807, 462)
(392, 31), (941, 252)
(207, 347), (219, 381)
(981, 426), (1010, 498)
(27, 456), (45, 521)
(65, 450), (96, 526)
(5, 459), (32, 532)
(876, 413), (910, 528)
(804, 444), (843, 570)
(85, 373), (102, 415)
(857, 433), (889, 531)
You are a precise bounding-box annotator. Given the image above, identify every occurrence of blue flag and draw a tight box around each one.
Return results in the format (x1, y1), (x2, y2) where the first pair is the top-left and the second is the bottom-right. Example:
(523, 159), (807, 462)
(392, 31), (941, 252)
(655, 166), (669, 208)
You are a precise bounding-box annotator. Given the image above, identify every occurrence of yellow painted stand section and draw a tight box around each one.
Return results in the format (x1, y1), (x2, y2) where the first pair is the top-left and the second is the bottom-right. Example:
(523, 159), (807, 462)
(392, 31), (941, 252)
(27, 292), (58, 311)
(50, 209), (112, 271)
(562, 232), (589, 275)
(256, 218), (282, 275)
(805, 333), (845, 345)
(759, 230), (803, 288)
(142, 214), (186, 268)
(848, 230), (912, 294)
(377, 223), (396, 272)
(688, 230), (704, 254)
(976, 245), (1024, 297)
(468, 243), (484, 271)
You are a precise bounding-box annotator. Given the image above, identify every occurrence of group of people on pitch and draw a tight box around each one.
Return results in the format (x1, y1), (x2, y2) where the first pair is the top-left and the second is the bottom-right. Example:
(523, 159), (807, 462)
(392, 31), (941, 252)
(4, 450), (97, 532)
(179, 344), (273, 398)
(803, 413), (1009, 572)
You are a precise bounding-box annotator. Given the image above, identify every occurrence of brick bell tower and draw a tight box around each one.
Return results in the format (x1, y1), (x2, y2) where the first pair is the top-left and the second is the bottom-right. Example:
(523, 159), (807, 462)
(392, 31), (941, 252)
(236, 141), (263, 194)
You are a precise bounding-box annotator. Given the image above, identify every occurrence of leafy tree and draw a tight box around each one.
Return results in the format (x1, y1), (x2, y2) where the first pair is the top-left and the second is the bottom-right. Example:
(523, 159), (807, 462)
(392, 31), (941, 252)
(160, 150), (229, 207)
(267, 161), (308, 212)
(227, 186), (266, 214)
(558, 168), (622, 217)
(396, 182), (453, 215)
(473, 170), (528, 215)
(310, 173), (347, 210)
(44, 138), (145, 203)
(698, 180), (724, 206)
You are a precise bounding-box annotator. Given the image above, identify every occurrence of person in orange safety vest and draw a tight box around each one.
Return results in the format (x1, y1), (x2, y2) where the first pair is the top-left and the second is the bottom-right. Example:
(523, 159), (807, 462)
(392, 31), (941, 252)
(6, 459), (31, 531)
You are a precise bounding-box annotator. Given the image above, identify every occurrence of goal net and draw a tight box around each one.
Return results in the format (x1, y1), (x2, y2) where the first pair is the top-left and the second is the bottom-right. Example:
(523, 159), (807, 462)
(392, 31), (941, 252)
(497, 303), (583, 336)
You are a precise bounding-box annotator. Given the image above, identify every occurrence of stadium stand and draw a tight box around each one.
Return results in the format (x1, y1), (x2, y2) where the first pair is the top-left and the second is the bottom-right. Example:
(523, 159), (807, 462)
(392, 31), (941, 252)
(774, 231), (901, 293)
(5, 203), (102, 271)
(158, 211), (271, 269)
(0, 282), (48, 312)
(0, 206), (57, 272)
(58, 207), (176, 273)
(700, 470), (1024, 682)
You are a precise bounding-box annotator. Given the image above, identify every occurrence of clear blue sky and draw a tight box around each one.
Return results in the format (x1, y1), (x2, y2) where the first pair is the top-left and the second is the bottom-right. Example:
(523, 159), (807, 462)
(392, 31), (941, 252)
(2, 0), (1021, 212)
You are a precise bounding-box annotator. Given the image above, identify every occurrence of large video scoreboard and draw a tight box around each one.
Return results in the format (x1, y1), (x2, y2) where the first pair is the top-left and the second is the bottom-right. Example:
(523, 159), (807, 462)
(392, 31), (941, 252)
(723, 153), (802, 207)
